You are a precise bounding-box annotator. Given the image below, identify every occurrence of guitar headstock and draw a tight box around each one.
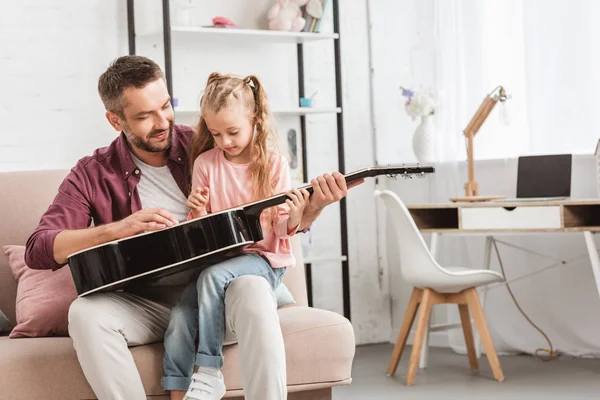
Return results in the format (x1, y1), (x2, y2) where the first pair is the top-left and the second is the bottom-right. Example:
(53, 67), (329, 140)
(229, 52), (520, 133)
(346, 164), (435, 183)
(244, 163), (436, 217)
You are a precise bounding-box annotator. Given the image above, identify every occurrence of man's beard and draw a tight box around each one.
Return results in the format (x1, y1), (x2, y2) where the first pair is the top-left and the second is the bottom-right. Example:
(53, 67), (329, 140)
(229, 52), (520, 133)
(123, 122), (174, 153)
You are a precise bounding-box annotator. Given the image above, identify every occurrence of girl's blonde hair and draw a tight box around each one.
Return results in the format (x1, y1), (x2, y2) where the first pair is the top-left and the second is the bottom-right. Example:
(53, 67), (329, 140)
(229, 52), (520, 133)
(190, 72), (280, 204)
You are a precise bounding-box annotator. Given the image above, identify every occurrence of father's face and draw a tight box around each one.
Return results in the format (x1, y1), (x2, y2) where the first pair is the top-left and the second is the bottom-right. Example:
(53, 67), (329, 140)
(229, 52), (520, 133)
(114, 78), (174, 153)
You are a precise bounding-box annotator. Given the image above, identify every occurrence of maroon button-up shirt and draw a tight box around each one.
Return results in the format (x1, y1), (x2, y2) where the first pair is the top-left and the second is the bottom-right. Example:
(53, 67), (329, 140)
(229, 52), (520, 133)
(25, 125), (193, 270)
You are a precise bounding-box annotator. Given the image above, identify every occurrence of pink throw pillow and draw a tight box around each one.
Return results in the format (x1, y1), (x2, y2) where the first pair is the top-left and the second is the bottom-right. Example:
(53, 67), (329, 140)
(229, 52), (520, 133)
(2, 245), (78, 338)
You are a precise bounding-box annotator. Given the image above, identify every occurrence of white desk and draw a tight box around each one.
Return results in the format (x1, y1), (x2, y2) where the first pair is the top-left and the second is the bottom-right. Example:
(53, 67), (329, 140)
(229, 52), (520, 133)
(407, 199), (600, 368)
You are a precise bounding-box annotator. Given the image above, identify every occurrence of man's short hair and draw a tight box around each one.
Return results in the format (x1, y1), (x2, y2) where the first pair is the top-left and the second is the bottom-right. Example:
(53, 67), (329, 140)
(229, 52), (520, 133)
(98, 56), (165, 117)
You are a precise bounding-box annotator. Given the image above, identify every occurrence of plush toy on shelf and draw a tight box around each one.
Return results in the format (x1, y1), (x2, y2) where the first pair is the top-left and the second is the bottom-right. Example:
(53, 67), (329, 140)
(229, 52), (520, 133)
(267, 0), (323, 32)
(211, 16), (237, 29)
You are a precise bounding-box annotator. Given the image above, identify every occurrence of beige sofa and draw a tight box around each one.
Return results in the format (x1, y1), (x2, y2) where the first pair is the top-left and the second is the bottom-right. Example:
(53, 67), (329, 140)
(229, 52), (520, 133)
(0, 170), (355, 400)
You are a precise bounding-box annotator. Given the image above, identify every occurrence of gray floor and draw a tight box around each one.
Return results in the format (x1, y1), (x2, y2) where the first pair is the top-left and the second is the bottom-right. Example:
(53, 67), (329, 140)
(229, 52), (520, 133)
(334, 344), (600, 399)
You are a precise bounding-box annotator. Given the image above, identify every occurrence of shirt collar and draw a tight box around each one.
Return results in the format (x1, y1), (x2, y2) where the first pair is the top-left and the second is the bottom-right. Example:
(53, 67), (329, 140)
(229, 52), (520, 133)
(116, 127), (187, 180)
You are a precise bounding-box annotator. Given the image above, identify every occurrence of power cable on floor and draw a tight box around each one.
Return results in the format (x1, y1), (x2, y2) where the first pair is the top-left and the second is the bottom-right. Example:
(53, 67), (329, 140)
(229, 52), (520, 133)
(491, 238), (561, 361)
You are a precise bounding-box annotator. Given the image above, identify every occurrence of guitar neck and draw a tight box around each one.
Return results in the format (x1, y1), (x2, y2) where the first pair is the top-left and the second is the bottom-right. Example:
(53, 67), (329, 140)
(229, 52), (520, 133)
(243, 165), (434, 218)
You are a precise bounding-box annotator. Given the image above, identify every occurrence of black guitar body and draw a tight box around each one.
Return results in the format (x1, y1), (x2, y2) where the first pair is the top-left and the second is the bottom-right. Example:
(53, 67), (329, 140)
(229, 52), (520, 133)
(68, 165), (434, 297)
(69, 209), (262, 296)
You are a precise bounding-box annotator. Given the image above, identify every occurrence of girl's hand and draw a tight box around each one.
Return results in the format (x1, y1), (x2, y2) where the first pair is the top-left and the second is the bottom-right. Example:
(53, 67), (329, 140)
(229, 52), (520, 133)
(187, 187), (210, 218)
(286, 188), (311, 232)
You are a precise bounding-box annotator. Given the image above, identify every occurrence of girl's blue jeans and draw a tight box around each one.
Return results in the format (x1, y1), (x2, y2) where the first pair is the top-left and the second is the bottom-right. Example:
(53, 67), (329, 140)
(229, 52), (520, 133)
(161, 253), (285, 391)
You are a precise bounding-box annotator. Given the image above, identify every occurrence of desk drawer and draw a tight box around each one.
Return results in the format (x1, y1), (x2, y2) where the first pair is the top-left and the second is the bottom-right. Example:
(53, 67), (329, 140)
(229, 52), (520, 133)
(460, 206), (562, 230)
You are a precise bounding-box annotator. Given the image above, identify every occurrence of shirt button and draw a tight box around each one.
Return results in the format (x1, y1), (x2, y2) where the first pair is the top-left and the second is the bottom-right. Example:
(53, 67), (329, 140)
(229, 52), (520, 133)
(128, 192), (131, 197)
(125, 171), (129, 175)
(135, 170), (140, 175)
(178, 157), (182, 161)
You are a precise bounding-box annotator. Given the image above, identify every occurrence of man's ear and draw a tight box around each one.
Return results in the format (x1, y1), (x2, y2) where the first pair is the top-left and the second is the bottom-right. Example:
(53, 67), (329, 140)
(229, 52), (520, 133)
(105, 111), (125, 131)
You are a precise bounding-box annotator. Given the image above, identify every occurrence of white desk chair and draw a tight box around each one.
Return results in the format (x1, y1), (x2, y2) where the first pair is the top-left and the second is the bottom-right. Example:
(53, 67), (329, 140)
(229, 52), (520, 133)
(374, 190), (505, 385)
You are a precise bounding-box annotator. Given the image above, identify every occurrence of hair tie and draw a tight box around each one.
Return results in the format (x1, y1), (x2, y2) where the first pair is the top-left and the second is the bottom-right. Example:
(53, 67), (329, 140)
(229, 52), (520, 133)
(244, 77), (255, 89)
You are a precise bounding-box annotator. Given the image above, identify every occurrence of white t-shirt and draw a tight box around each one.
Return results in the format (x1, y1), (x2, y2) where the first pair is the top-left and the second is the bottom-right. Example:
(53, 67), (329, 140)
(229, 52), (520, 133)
(130, 153), (189, 222)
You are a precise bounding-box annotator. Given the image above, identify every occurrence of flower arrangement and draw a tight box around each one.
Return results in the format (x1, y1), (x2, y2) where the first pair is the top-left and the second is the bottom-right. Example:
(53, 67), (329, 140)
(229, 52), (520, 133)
(400, 86), (435, 120)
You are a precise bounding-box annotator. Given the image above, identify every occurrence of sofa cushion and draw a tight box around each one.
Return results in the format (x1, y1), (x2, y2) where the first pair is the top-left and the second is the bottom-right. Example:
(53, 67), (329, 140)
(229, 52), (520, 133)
(0, 310), (12, 335)
(2, 245), (78, 338)
(222, 306), (355, 390)
(274, 281), (296, 307)
(0, 306), (354, 399)
(0, 336), (165, 400)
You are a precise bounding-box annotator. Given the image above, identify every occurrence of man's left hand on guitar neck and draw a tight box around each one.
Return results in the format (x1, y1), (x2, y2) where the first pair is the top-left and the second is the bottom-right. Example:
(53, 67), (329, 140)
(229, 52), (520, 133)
(298, 171), (364, 232)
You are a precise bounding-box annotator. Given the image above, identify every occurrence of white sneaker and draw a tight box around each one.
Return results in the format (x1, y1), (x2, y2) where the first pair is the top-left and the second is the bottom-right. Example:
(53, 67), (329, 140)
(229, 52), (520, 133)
(183, 369), (226, 400)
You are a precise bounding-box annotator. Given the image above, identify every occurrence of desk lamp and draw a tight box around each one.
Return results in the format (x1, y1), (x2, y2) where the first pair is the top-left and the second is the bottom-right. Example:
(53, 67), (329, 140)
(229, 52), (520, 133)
(451, 86), (510, 202)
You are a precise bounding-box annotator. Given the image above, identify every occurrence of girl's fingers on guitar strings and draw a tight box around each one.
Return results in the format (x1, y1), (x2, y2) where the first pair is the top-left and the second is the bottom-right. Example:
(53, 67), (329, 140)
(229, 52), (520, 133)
(286, 199), (296, 210)
(292, 188), (303, 204)
(301, 189), (310, 202)
(290, 190), (301, 206)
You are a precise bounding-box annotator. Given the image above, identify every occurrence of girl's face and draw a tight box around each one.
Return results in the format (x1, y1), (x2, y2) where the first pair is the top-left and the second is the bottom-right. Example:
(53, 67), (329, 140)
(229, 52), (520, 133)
(203, 102), (254, 164)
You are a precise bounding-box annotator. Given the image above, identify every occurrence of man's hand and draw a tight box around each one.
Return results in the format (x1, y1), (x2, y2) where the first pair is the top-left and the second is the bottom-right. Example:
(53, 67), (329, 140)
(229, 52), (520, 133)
(298, 172), (364, 231)
(113, 208), (178, 238)
(53, 208), (178, 265)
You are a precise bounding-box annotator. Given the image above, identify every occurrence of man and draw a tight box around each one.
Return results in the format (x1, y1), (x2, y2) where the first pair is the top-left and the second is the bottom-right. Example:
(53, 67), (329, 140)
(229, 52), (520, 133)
(25, 55), (352, 400)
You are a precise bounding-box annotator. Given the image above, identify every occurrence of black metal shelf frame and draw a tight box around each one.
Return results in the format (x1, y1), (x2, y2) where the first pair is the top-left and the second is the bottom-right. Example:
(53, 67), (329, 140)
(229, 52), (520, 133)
(126, 0), (351, 321)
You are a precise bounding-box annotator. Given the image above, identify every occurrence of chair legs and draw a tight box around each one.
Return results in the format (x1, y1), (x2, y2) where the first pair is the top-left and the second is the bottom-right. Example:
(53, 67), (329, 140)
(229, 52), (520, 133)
(387, 288), (422, 376)
(458, 303), (479, 371)
(388, 287), (504, 385)
(405, 289), (435, 385)
(464, 288), (504, 382)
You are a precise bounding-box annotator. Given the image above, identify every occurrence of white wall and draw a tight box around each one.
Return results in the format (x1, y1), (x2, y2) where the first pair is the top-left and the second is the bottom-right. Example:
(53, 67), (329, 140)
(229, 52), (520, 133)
(370, 0), (436, 166)
(0, 0), (127, 171)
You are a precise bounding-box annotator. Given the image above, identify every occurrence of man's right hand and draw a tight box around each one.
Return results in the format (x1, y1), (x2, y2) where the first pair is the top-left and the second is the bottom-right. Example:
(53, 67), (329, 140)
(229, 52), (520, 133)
(112, 208), (178, 239)
(53, 208), (177, 265)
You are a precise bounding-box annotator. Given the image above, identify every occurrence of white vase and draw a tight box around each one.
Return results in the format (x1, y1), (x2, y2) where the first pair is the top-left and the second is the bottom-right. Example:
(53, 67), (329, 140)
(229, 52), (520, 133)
(412, 115), (436, 163)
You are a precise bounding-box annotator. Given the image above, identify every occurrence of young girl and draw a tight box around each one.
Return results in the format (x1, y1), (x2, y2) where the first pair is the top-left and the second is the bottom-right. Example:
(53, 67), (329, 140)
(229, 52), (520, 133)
(161, 73), (310, 400)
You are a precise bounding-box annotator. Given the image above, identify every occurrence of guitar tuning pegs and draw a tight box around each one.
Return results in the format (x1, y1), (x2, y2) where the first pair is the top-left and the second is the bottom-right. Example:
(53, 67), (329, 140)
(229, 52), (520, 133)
(401, 170), (413, 180)
(417, 172), (426, 179)
(386, 173), (398, 180)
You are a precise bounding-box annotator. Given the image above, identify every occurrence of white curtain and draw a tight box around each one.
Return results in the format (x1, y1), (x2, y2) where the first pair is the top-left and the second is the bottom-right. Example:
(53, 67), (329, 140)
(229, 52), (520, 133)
(432, 0), (600, 357)
(434, 0), (600, 162)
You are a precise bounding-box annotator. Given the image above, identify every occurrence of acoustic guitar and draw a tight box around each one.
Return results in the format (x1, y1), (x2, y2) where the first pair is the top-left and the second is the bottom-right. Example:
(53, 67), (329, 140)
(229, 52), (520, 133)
(68, 165), (434, 297)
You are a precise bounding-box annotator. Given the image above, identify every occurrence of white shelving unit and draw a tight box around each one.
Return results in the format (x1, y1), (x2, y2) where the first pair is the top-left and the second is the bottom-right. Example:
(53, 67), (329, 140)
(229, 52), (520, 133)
(169, 26), (339, 44)
(272, 107), (342, 115)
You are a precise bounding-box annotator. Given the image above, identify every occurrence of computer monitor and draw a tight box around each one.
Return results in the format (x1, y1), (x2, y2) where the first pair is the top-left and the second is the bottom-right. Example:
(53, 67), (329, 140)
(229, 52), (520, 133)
(516, 154), (572, 199)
